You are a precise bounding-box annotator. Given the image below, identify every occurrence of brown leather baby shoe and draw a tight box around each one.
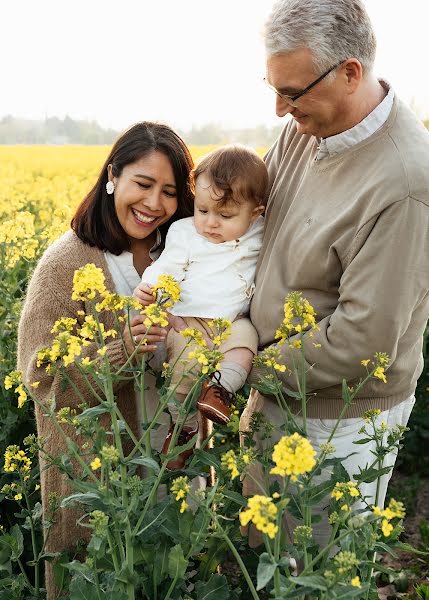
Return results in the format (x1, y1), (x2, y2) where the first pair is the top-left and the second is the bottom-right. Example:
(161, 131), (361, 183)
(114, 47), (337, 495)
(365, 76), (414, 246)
(162, 424), (198, 470)
(197, 382), (232, 425)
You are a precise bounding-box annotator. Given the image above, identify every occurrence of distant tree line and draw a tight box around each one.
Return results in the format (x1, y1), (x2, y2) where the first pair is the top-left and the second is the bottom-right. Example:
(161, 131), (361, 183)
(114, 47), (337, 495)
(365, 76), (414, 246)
(0, 116), (284, 146)
(1, 115), (427, 146)
(0, 115), (118, 145)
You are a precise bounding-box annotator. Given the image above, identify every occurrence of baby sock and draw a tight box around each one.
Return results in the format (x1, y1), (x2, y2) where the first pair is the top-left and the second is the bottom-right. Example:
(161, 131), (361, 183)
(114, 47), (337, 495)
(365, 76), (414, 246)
(214, 361), (248, 394)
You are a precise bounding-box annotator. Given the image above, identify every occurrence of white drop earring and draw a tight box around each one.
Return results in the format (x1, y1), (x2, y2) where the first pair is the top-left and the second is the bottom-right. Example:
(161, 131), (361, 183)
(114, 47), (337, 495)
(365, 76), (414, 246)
(106, 181), (115, 195)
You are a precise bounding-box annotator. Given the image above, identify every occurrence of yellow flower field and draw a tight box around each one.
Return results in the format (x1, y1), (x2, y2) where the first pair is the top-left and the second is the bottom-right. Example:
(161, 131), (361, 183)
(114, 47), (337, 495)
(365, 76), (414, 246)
(0, 145), (267, 259)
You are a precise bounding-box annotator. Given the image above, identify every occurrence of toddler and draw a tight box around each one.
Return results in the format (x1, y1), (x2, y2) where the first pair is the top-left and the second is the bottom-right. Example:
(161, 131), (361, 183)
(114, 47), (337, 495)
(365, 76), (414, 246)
(134, 145), (268, 468)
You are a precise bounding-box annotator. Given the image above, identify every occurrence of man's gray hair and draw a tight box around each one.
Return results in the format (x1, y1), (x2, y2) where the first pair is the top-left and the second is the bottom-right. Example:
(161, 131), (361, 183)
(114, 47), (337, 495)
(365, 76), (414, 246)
(264, 0), (377, 76)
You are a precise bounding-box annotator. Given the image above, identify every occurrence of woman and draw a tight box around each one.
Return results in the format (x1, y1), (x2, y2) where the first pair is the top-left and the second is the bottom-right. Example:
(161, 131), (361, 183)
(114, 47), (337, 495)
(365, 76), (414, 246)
(17, 122), (194, 597)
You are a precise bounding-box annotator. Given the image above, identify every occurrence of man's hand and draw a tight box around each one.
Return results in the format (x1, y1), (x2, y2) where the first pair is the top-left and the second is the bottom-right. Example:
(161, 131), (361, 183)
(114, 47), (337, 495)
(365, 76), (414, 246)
(134, 282), (155, 307)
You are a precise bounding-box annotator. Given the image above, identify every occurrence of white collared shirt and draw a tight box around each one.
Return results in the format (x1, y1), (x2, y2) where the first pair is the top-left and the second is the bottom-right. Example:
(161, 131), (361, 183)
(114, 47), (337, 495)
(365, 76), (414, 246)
(104, 229), (162, 296)
(316, 81), (395, 160)
(142, 216), (264, 321)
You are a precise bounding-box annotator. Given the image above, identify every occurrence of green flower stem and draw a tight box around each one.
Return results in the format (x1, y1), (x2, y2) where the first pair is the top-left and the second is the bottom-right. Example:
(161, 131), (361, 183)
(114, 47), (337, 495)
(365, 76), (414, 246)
(93, 561), (103, 600)
(299, 334), (307, 434)
(132, 381), (201, 536)
(137, 354), (153, 468)
(125, 523), (135, 600)
(188, 483), (260, 600)
(31, 395), (99, 483)
(319, 520), (340, 570)
(22, 482), (40, 598)
(16, 556), (34, 593)
(127, 376), (184, 461)
(283, 529), (353, 595)
(107, 528), (122, 574)
(216, 518), (260, 600)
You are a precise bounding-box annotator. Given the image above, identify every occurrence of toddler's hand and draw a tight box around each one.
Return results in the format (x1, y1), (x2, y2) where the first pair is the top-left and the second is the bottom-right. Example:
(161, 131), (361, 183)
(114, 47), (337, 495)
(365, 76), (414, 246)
(134, 282), (155, 307)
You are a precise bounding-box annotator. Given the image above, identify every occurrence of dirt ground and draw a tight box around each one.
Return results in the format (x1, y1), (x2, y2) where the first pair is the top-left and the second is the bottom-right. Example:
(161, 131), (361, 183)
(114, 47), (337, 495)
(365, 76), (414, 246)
(378, 472), (429, 598)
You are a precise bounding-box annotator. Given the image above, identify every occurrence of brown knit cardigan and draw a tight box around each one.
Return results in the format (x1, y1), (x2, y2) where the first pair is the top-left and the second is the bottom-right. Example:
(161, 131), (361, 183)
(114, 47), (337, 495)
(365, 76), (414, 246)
(18, 230), (140, 596)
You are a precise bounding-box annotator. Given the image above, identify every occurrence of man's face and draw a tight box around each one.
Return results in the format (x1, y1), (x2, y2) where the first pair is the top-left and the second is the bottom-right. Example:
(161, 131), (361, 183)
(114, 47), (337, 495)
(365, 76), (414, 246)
(266, 48), (347, 138)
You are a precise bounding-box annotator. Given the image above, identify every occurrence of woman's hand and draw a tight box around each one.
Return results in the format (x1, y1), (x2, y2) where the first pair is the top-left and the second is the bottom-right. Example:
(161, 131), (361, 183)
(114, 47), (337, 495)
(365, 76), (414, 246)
(123, 315), (167, 356)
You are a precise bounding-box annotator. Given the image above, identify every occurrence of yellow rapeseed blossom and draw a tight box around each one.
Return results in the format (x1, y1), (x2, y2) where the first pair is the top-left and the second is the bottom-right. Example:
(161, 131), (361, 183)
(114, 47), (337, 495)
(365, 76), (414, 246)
(171, 476), (190, 509)
(275, 292), (320, 345)
(90, 457), (102, 471)
(270, 432), (317, 478)
(239, 495), (279, 539)
(331, 481), (360, 503)
(351, 576), (362, 588)
(373, 366), (387, 383)
(72, 263), (106, 301)
(141, 303), (169, 328)
(372, 498), (405, 537)
(152, 274), (181, 309)
(4, 445), (32, 474)
(180, 327), (207, 347)
(221, 450), (240, 480)
(4, 371), (28, 408)
(255, 346), (288, 373)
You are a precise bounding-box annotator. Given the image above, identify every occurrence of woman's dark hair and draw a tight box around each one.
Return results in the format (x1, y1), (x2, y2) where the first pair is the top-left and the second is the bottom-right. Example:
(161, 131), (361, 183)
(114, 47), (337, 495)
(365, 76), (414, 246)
(71, 122), (194, 254)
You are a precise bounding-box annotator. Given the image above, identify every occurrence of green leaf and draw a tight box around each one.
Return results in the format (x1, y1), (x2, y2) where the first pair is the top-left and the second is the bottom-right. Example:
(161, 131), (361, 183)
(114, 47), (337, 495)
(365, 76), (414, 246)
(342, 378), (351, 403)
(353, 465), (392, 484)
(162, 433), (197, 460)
(221, 489), (248, 507)
(76, 405), (111, 420)
(10, 525), (23, 560)
(69, 574), (99, 600)
(192, 448), (222, 470)
(333, 583), (369, 598)
(256, 552), (278, 590)
(60, 492), (102, 508)
(287, 575), (327, 591)
(306, 478), (337, 505)
(353, 438), (373, 444)
(128, 456), (160, 473)
(167, 544), (188, 581)
(195, 574), (230, 599)
(31, 501), (43, 520)
(152, 542), (170, 586)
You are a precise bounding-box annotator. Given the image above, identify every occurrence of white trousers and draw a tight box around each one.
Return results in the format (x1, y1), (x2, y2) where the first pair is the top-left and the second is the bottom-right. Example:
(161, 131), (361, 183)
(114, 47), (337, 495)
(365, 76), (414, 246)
(240, 391), (415, 547)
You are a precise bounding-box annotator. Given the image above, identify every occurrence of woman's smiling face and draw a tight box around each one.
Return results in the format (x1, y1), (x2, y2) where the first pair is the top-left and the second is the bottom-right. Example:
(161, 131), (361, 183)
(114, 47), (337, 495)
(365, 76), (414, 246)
(109, 150), (177, 243)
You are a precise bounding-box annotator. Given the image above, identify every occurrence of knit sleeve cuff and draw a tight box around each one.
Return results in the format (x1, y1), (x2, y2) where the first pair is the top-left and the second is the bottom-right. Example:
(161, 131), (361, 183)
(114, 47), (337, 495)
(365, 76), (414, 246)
(247, 364), (268, 387)
(106, 339), (127, 367)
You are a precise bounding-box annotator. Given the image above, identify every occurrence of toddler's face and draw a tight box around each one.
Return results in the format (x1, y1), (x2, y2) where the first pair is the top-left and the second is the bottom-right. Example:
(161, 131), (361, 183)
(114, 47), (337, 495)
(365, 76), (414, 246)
(193, 174), (263, 244)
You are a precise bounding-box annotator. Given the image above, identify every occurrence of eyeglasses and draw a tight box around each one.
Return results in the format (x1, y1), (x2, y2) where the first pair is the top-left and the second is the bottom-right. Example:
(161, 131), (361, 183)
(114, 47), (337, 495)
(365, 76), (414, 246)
(263, 61), (344, 107)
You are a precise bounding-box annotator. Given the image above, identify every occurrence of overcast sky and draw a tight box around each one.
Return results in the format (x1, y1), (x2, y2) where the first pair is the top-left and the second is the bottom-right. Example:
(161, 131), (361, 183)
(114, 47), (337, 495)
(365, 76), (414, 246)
(2, 0), (428, 132)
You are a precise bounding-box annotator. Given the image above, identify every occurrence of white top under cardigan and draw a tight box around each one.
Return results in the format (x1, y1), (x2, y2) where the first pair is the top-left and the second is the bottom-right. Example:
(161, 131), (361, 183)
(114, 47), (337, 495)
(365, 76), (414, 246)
(141, 216), (265, 321)
(104, 231), (169, 450)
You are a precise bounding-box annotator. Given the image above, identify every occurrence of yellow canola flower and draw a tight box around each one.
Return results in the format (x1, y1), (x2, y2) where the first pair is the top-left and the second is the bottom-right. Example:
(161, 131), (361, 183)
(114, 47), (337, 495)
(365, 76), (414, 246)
(171, 476), (190, 503)
(270, 432), (316, 478)
(381, 519), (393, 537)
(351, 576), (361, 588)
(180, 327), (207, 348)
(90, 457), (102, 471)
(275, 292), (319, 344)
(4, 371), (28, 408)
(221, 450), (240, 480)
(4, 445), (32, 474)
(72, 263), (106, 301)
(152, 274), (181, 309)
(373, 366), (387, 383)
(141, 303), (169, 328)
(239, 495), (278, 539)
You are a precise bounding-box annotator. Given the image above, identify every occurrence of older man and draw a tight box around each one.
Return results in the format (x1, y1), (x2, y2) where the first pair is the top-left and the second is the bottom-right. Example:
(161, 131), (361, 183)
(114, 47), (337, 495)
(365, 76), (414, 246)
(241, 0), (429, 543)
